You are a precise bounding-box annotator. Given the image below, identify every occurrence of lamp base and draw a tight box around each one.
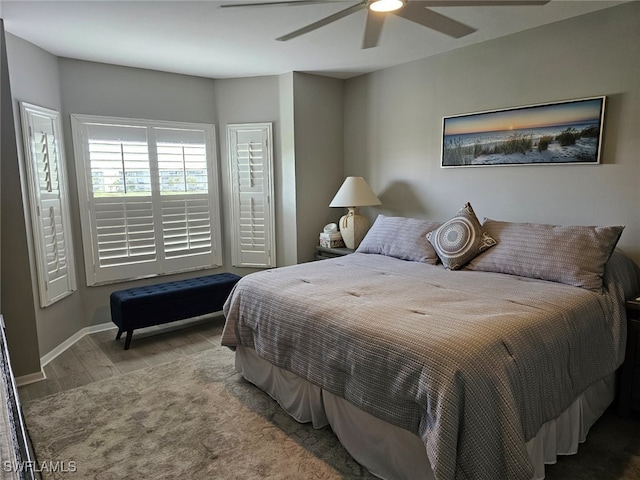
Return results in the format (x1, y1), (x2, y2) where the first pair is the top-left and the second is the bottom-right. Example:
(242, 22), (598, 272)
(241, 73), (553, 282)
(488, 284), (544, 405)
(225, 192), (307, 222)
(339, 207), (370, 250)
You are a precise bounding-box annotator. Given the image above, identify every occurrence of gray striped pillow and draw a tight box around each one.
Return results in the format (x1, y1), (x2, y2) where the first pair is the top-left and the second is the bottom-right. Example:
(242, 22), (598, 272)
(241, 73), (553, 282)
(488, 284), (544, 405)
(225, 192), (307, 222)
(356, 215), (441, 264)
(466, 219), (624, 291)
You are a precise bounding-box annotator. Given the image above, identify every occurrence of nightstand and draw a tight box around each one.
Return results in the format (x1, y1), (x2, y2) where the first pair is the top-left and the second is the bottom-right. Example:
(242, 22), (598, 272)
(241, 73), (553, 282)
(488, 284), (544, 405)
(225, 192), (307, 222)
(315, 246), (354, 260)
(619, 298), (640, 417)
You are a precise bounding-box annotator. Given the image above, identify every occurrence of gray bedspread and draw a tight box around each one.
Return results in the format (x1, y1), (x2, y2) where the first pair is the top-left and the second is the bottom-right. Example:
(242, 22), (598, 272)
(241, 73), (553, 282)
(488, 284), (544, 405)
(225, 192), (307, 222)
(221, 251), (638, 480)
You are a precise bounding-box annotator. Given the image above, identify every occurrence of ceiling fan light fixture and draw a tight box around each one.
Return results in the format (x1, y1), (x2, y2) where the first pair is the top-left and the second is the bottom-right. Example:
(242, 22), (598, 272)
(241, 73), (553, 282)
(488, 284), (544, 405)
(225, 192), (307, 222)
(369, 0), (404, 13)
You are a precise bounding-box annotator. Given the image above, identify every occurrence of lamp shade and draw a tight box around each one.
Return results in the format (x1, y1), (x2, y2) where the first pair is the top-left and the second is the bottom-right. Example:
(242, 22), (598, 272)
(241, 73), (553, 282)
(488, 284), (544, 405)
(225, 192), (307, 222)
(329, 177), (381, 208)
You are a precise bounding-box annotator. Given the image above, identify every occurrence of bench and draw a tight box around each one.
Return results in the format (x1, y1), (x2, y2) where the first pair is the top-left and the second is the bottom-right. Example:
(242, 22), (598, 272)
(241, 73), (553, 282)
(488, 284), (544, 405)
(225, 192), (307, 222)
(110, 272), (241, 350)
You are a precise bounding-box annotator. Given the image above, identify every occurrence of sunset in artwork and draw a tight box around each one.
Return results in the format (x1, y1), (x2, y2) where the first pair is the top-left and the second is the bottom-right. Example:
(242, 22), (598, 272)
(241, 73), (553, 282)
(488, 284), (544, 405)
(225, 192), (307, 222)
(442, 97), (604, 167)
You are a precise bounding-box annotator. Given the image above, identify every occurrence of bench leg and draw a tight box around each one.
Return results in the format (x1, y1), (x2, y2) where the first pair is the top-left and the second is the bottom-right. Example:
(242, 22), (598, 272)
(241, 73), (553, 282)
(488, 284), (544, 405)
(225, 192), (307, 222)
(115, 328), (133, 350)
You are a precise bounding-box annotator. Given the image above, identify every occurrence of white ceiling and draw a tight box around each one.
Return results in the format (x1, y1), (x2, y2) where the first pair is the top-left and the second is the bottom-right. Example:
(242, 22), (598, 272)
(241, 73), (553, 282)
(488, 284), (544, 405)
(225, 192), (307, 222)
(1, 0), (630, 80)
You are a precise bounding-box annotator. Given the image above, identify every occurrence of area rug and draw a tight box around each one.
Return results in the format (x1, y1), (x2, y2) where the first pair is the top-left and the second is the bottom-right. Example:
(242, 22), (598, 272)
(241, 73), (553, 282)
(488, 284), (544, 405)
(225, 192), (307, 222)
(22, 346), (376, 479)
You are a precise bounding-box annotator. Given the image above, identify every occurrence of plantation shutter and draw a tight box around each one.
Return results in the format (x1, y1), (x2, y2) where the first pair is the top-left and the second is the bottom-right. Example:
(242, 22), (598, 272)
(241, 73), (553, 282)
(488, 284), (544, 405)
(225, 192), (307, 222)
(156, 127), (222, 272)
(20, 103), (77, 307)
(83, 124), (158, 284)
(71, 115), (222, 286)
(227, 123), (275, 268)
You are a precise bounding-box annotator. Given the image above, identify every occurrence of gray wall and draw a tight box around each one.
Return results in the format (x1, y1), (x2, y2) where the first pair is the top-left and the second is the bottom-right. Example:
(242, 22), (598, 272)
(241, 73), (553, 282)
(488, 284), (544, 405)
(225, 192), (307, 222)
(211, 74), (292, 267)
(6, 2), (636, 374)
(278, 72), (299, 267)
(292, 72), (345, 263)
(213, 72), (345, 266)
(2, 32), (56, 376)
(57, 59), (229, 331)
(2, 45), (344, 371)
(213, 72), (346, 266)
(344, 2), (640, 263)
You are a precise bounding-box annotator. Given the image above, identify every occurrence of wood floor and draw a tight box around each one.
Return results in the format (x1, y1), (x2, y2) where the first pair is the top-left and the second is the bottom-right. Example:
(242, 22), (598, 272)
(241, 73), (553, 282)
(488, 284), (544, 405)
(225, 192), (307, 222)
(17, 317), (640, 479)
(18, 315), (224, 403)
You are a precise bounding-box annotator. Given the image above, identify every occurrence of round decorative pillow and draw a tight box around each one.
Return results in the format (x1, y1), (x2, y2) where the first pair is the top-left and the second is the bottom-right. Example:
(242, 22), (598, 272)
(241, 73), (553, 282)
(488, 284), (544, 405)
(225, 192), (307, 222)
(426, 202), (496, 270)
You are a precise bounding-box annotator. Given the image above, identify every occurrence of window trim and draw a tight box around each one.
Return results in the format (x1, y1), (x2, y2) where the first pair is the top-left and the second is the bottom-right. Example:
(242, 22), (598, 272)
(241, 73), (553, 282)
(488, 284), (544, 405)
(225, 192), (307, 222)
(71, 114), (223, 286)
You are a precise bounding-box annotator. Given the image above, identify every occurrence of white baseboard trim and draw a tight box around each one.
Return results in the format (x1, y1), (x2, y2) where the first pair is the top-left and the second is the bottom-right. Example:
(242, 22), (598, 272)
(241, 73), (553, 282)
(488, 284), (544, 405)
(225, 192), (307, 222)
(15, 369), (47, 387)
(40, 322), (117, 368)
(22, 313), (223, 385)
(16, 323), (115, 386)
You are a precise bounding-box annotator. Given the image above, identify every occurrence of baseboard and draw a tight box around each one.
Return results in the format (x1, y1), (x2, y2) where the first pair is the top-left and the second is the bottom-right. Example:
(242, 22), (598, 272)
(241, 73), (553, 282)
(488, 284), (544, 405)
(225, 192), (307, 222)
(39, 314), (222, 368)
(40, 322), (117, 368)
(27, 314), (223, 383)
(15, 369), (47, 387)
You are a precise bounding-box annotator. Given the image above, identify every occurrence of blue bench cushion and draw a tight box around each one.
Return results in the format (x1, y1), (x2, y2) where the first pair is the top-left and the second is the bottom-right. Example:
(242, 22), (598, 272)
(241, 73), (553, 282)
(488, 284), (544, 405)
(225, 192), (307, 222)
(110, 273), (241, 332)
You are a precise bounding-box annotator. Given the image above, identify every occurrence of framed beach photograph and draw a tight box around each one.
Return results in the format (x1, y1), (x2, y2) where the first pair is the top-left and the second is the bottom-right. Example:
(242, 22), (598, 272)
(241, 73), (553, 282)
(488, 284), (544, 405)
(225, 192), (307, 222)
(441, 96), (606, 167)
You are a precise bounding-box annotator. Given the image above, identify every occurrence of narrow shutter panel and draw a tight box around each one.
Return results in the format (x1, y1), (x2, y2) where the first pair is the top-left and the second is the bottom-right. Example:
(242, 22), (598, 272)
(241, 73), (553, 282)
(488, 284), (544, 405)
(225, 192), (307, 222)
(84, 124), (158, 283)
(20, 103), (77, 306)
(227, 123), (275, 268)
(157, 128), (221, 271)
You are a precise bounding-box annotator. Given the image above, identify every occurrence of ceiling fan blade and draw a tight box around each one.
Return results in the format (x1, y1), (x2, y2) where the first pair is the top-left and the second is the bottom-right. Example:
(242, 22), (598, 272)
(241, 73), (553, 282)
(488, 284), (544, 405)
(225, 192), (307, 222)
(412, 1), (550, 6)
(277, 2), (366, 41)
(394, 3), (475, 38)
(220, 0), (345, 8)
(362, 10), (386, 49)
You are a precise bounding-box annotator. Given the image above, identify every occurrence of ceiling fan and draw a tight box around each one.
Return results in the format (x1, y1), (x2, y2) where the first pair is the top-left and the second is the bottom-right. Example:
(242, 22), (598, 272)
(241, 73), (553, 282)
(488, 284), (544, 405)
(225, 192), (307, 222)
(220, 0), (551, 49)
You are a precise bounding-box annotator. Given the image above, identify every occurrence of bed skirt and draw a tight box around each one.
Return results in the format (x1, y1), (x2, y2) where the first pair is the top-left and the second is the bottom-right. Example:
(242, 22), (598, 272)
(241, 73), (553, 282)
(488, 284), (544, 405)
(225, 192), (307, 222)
(235, 346), (615, 480)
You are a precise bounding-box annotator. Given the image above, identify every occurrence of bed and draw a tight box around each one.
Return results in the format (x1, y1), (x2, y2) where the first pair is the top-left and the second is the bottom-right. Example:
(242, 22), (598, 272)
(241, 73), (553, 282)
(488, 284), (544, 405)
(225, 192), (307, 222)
(221, 207), (639, 480)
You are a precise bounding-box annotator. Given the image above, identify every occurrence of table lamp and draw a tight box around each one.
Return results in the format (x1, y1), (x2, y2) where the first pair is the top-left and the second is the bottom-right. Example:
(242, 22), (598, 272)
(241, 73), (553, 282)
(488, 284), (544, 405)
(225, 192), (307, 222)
(329, 176), (381, 249)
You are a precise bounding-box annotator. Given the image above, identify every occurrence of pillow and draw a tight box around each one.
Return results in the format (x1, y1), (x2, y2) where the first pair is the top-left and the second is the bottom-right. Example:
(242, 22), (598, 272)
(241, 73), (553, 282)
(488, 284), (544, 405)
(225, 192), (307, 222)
(356, 215), (442, 264)
(426, 203), (497, 270)
(466, 219), (624, 291)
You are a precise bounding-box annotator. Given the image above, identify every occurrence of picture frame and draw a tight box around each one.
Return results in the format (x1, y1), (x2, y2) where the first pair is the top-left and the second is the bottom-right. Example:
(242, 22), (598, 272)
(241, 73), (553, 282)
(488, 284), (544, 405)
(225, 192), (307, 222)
(441, 96), (606, 167)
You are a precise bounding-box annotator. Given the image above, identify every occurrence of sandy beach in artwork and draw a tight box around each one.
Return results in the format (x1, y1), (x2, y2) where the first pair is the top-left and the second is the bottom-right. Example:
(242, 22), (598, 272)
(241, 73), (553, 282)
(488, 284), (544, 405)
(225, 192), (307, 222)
(471, 136), (599, 165)
(442, 97), (604, 167)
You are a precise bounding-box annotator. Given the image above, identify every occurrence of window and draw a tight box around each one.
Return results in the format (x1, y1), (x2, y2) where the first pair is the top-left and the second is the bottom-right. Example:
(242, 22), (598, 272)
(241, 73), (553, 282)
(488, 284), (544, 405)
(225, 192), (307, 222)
(71, 115), (222, 285)
(19, 102), (77, 306)
(227, 123), (275, 268)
